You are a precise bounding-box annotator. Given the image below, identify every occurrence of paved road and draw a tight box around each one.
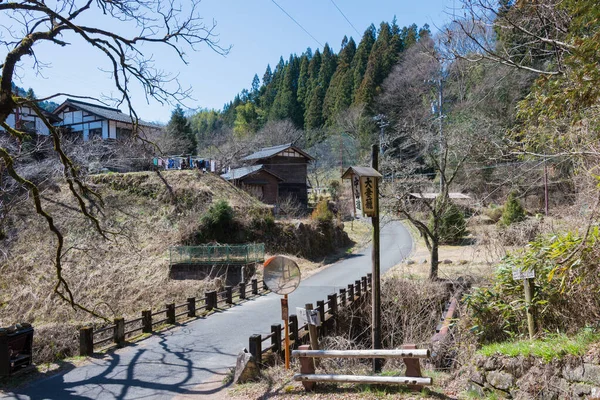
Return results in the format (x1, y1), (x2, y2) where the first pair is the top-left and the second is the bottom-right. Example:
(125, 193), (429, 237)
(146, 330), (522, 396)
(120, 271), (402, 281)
(3, 220), (412, 400)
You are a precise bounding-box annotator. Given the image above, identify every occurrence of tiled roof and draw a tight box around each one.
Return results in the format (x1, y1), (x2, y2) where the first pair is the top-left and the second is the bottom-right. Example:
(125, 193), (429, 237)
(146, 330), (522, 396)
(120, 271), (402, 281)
(221, 165), (283, 181)
(241, 143), (314, 161)
(56, 99), (159, 127)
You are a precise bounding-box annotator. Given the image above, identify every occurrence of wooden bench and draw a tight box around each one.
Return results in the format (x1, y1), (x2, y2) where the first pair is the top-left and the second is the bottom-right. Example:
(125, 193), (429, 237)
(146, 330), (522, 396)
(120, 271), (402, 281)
(292, 344), (432, 391)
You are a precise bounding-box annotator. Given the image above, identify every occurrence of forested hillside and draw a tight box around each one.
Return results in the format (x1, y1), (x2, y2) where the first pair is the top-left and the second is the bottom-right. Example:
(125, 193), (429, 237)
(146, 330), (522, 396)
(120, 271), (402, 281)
(190, 20), (430, 148)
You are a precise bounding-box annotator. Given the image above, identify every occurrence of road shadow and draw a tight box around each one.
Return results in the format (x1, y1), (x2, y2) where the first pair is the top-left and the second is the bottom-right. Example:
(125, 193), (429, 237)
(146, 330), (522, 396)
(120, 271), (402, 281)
(3, 330), (234, 400)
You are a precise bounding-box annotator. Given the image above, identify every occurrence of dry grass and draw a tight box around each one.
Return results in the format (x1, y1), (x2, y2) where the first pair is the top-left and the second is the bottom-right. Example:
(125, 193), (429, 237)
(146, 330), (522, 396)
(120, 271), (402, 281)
(0, 171), (263, 362)
(225, 363), (456, 399)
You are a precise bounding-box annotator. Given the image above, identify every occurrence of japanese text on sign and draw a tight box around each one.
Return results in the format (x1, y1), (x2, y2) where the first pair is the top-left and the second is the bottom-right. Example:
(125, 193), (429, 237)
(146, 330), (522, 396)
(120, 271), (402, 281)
(359, 176), (377, 216)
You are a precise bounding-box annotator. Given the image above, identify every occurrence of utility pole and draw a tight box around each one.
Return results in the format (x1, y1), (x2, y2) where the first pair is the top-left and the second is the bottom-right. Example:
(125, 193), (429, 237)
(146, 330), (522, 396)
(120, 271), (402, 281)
(371, 144), (382, 373)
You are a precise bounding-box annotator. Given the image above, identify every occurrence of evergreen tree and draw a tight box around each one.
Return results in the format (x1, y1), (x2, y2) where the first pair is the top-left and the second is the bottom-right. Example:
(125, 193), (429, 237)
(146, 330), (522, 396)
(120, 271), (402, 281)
(167, 104), (196, 154)
(303, 49), (322, 126)
(25, 88), (35, 99)
(296, 55), (310, 114)
(305, 85), (325, 129)
(250, 74), (260, 103)
(323, 36), (356, 124)
(270, 54), (302, 126)
(351, 24), (376, 103)
(262, 65), (273, 86)
(355, 22), (393, 107)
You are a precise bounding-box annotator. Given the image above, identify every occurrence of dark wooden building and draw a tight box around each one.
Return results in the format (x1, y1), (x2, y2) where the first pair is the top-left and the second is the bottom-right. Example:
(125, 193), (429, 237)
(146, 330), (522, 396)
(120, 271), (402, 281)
(221, 165), (283, 205)
(241, 143), (313, 207)
(222, 143), (313, 207)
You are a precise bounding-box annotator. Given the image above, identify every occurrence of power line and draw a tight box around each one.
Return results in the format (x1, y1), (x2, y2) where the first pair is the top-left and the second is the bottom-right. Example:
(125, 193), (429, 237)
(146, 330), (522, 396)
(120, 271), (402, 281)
(329, 0), (361, 36)
(270, 0), (324, 48)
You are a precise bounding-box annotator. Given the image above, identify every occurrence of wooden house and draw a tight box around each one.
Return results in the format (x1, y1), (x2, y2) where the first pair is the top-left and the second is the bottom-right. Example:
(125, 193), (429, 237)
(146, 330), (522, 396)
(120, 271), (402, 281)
(238, 143), (314, 207)
(53, 99), (160, 141)
(220, 165), (283, 205)
(0, 106), (60, 136)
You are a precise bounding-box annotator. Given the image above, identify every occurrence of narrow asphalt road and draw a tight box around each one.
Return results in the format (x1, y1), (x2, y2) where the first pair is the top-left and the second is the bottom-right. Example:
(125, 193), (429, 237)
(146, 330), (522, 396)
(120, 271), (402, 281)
(3, 220), (412, 400)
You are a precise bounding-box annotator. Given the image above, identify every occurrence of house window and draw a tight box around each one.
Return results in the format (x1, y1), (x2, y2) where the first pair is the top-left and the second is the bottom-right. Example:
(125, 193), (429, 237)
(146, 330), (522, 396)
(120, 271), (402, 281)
(20, 120), (36, 133)
(88, 128), (102, 141)
(116, 128), (132, 141)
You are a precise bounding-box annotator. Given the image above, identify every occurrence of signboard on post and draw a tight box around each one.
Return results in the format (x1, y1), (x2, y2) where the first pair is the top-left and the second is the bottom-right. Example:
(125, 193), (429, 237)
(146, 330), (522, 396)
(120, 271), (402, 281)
(296, 307), (321, 327)
(512, 268), (535, 280)
(360, 176), (377, 216)
(341, 166), (383, 218)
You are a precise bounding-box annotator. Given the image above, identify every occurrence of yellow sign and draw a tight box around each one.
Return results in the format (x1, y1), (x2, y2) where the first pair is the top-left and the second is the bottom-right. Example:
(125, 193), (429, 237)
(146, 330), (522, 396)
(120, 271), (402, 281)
(359, 175), (378, 216)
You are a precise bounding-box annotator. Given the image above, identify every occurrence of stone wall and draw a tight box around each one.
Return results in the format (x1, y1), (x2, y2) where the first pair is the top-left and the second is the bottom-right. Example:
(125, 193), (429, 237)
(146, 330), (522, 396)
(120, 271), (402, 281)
(469, 353), (600, 399)
(169, 263), (256, 286)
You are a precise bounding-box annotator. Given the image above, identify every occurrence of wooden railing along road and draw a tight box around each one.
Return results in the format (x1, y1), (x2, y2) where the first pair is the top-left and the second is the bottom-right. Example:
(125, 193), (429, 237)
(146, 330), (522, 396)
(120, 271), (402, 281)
(79, 278), (266, 356)
(248, 274), (373, 364)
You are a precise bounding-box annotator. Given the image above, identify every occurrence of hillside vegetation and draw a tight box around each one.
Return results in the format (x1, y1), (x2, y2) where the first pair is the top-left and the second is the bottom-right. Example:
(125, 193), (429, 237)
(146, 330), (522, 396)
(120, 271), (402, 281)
(0, 171), (348, 362)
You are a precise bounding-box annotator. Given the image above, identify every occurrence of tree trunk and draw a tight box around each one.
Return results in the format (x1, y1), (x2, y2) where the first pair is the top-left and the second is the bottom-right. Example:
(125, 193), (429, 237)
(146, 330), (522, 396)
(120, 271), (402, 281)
(429, 240), (439, 280)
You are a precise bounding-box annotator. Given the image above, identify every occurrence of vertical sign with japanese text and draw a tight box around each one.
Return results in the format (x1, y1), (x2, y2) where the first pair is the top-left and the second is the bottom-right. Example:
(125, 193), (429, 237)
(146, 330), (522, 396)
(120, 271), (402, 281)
(360, 176), (377, 216)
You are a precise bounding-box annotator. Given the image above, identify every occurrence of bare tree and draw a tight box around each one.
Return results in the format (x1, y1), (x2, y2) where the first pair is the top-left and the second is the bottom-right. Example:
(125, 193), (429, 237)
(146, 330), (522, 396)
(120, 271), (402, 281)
(450, 0), (572, 75)
(378, 37), (494, 280)
(0, 0), (228, 317)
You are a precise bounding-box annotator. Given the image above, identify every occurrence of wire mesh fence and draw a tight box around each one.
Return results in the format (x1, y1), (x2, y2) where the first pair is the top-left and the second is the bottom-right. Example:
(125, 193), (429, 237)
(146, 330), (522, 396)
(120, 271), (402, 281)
(169, 243), (265, 265)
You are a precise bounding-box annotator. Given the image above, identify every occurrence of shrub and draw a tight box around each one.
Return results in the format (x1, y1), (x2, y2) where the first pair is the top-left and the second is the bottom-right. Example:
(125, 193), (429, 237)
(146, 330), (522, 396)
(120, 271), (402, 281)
(248, 206), (275, 231)
(327, 180), (341, 202)
(311, 200), (334, 224)
(465, 228), (600, 343)
(431, 201), (467, 245)
(500, 192), (526, 226)
(484, 204), (503, 223)
(199, 200), (235, 242)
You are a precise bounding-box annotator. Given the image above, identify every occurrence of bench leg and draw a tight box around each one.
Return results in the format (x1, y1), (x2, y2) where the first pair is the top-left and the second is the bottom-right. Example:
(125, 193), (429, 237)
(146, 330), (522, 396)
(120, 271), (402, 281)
(298, 344), (316, 391)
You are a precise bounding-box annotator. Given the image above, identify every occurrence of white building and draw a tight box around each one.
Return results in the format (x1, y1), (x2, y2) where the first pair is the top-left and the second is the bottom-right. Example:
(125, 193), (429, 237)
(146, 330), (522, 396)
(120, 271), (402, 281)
(53, 99), (160, 141)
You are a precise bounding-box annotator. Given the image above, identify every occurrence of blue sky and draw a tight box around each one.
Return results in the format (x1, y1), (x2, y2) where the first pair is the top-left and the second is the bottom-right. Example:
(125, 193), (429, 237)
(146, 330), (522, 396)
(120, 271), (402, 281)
(9, 0), (455, 123)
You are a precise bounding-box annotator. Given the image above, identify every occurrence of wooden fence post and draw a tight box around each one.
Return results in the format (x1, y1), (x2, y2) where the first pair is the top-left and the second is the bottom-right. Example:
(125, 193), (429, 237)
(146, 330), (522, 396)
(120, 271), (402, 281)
(362, 276), (368, 293)
(79, 327), (94, 356)
(305, 303), (319, 352)
(251, 278), (258, 295)
(0, 331), (9, 377)
(166, 303), (176, 324)
(225, 286), (233, 305)
(328, 294), (338, 331)
(271, 324), (282, 356)
(187, 297), (196, 318)
(348, 284), (354, 303)
(339, 288), (346, 307)
(289, 314), (299, 349)
(239, 282), (246, 300)
(316, 300), (325, 337)
(355, 280), (361, 298)
(114, 318), (125, 346)
(142, 310), (152, 333)
(367, 273), (372, 289)
(262, 278), (269, 291)
(249, 334), (262, 365)
(205, 291), (217, 311)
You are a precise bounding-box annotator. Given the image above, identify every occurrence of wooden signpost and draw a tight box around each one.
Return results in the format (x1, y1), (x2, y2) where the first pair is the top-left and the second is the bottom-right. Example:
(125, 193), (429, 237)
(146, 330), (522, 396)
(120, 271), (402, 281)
(342, 146), (383, 372)
(513, 267), (536, 340)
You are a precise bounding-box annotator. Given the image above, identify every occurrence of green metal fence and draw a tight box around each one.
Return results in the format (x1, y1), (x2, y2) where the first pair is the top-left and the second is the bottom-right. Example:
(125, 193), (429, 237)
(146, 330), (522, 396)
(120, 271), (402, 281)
(169, 243), (265, 265)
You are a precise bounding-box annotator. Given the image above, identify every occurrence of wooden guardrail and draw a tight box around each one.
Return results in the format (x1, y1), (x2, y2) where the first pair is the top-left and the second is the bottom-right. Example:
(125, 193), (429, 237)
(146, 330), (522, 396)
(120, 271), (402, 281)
(248, 273), (373, 364)
(292, 344), (432, 391)
(79, 278), (267, 356)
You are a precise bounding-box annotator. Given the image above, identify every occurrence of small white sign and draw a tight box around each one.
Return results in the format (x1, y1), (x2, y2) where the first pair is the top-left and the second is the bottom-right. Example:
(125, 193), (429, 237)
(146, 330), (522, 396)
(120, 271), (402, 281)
(512, 268), (535, 280)
(296, 307), (321, 327)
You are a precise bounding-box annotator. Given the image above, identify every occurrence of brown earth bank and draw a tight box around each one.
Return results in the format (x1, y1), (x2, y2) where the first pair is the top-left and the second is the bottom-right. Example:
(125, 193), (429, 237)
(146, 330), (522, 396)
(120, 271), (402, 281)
(0, 170), (351, 364)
